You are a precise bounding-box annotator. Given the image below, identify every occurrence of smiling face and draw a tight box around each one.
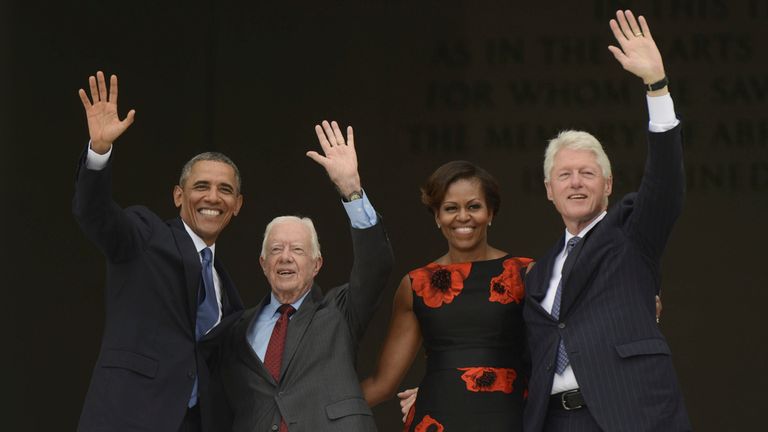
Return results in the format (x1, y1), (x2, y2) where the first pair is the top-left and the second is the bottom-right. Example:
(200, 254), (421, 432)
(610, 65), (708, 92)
(545, 148), (612, 234)
(260, 219), (323, 303)
(435, 178), (493, 255)
(173, 160), (243, 245)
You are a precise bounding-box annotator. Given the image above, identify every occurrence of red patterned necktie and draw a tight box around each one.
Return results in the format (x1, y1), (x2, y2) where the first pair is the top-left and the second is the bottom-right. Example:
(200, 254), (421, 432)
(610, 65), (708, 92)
(264, 304), (295, 432)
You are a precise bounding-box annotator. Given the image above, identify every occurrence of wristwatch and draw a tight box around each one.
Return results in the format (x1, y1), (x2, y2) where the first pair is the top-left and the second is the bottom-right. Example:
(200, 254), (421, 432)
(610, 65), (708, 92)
(344, 190), (363, 202)
(646, 76), (668, 92)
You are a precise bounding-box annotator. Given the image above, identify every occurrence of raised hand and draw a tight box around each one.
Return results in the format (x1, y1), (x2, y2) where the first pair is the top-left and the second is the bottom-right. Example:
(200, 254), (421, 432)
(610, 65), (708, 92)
(306, 120), (362, 198)
(607, 10), (666, 86)
(78, 71), (136, 154)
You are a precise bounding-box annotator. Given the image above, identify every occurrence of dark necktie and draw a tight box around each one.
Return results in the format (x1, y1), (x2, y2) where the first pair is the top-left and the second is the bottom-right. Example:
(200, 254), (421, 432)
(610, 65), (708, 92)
(196, 247), (218, 340)
(264, 304), (296, 432)
(552, 236), (581, 374)
(189, 247), (219, 408)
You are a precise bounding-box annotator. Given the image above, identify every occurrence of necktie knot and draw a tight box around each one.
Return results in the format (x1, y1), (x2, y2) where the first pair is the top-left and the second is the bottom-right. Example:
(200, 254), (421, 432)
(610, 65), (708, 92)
(200, 247), (212, 264)
(278, 304), (296, 318)
(566, 236), (581, 255)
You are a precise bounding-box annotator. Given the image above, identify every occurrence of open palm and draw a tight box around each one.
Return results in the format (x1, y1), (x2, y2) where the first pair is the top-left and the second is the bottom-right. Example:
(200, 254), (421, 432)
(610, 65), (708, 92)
(78, 71), (135, 153)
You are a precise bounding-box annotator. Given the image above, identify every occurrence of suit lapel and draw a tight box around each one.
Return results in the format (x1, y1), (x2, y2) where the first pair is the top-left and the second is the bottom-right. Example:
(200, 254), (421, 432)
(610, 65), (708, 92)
(214, 259), (244, 315)
(560, 220), (603, 317)
(169, 218), (201, 331)
(235, 299), (277, 385)
(526, 235), (564, 314)
(279, 284), (323, 382)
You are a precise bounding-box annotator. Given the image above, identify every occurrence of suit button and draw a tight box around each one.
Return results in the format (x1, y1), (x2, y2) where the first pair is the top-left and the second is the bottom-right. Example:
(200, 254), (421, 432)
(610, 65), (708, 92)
(271, 425), (279, 431)
(187, 370), (195, 379)
(558, 323), (566, 329)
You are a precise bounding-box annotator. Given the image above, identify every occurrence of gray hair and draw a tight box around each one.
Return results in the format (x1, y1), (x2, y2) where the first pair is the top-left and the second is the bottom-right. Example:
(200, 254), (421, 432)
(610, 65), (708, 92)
(179, 152), (242, 193)
(543, 130), (612, 182)
(260, 216), (322, 259)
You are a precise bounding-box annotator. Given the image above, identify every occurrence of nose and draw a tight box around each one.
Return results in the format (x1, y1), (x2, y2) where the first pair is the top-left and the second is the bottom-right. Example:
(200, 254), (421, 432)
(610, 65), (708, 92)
(457, 208), (471, 221)
(569, 173), (583, 188)
(278, 247), (294, 262)
(204, 187), (222, 202)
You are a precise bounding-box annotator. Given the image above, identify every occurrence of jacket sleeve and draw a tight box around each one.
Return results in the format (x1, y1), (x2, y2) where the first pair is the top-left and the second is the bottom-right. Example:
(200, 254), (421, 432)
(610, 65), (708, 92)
(622, 123), (685, 260)
(332, 217), (394, 343)
(72, 148), (154, 263)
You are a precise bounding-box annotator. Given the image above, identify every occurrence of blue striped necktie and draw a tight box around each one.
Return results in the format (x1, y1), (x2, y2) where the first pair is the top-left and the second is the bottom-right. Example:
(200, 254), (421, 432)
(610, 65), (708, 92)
(552, 236), (581, 374)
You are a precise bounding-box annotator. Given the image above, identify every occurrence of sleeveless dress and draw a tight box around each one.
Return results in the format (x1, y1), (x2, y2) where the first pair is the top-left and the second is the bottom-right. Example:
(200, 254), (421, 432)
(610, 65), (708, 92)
(403, 255), (533, 432)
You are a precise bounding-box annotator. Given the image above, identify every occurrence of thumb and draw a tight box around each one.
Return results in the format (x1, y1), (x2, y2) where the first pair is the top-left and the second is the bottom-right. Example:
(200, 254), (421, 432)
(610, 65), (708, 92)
(306, 151), (328, 167)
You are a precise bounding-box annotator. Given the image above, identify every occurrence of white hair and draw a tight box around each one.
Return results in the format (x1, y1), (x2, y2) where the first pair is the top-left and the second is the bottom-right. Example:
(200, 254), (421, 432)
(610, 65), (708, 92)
(543, 130), (612, 182)
(260, 216), (322, 259)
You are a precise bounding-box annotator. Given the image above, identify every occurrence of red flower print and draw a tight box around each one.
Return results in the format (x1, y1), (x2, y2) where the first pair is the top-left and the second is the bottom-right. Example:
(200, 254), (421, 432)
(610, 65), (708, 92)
(458, 367), (517, 394)
(410, 262), (471, 308)
(414, 415), (444, 432)
(489, 257), (533, 304)
(402, 403), (416, 432)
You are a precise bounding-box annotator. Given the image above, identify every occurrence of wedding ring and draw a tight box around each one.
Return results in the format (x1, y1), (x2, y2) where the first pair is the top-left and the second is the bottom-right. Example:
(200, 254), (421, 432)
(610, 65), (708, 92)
(634, 32), (643, 37)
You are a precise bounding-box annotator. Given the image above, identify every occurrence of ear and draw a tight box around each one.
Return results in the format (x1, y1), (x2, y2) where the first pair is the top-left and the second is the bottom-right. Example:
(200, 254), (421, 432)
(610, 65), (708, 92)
(312, 256), (323, 277)
(259, 256), (267, 273)
(544, 181), (554, 201)
(233, 194), (244, 216)
(173, 185), (183, 208)
(604, 175), (613, 197)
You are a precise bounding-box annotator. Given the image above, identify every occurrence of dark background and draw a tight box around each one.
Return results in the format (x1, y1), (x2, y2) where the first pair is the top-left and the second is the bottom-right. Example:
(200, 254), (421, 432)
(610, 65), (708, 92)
(5, 1), (767, 430)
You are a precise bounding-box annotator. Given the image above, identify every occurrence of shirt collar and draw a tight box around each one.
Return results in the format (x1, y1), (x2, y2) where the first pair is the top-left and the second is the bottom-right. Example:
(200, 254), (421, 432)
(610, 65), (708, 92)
(265, 289), (311, 317)
(563, 211), (606, 254)
(181, 220), (216, 258)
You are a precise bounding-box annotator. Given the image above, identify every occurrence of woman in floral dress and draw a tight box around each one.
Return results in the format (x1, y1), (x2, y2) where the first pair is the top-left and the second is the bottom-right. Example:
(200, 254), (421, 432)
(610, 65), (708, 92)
(362, 161), (531, 431)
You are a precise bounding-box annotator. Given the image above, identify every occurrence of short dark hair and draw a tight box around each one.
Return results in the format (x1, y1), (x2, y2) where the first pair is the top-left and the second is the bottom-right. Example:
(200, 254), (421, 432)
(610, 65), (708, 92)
(420, 160), (500, 216)
(179, 152), (242, 193)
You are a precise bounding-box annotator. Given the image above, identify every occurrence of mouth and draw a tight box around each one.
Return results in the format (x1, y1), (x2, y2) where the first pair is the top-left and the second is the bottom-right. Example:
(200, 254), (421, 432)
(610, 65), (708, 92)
(198, 208), (222, 217)
(277, 269), (296, 277)
(452, 226), (475, 235)
(567, 194), (587, 200)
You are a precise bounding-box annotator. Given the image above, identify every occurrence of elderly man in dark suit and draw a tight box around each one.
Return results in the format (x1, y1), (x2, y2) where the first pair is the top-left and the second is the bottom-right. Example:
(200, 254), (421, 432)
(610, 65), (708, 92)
(523, 10), (691, 432)
(213, 121), (393, 432)
(74, 71), (244, 432)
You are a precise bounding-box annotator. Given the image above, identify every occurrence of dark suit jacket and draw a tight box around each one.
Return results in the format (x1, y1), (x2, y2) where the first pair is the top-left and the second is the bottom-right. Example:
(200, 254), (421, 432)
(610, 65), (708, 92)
(73, 152), (244, 432)
(214, 221), (393, 432)
(523, 125), (691, 432)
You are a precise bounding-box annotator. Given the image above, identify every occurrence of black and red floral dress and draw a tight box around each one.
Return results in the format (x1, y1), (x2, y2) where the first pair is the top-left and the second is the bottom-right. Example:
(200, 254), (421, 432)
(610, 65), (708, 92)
(403, 255), (532, 432)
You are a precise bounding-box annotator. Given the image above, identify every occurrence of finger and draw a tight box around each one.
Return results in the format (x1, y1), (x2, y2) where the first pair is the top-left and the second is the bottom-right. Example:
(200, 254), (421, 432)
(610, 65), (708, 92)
(97, 71), (108, 103)
(88, 75), (99, 102)
(638, 15), (653, 39)
(314, 124), (332, 154)
(616, 10), (633, 39)
(78, 88), (92, 109)
(322, 120), (337, 146)
(109, 74), (118, 104)
(346, 126), (355, 149)
(122, 109), (136, 127)
(607, 45), (628, 66)
(331, 121), (345, 145)
(608, 20), (628, 50)
(306, 150), (329, 167)
(624, 10), (642, 37)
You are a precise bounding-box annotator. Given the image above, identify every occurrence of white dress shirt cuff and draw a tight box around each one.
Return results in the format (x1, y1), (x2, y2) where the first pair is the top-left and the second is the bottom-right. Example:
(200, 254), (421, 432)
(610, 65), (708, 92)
(85, 141), (112, 170)
(646, 93), (679, 133)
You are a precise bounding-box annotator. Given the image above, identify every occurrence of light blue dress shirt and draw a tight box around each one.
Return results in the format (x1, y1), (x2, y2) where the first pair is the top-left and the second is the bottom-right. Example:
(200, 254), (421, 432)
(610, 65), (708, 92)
(247, 192), (378, 360)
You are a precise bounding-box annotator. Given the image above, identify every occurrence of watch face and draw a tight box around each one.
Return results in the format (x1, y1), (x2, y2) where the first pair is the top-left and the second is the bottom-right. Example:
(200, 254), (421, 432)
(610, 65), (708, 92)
(348, 191), (363, 201)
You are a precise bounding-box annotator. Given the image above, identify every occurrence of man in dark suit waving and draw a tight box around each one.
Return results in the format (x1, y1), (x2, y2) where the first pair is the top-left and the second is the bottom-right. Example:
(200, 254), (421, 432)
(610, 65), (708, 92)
(214, 120), (393, 432)
(523, 11), (691, 432)
(74, 71), (244, 432)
